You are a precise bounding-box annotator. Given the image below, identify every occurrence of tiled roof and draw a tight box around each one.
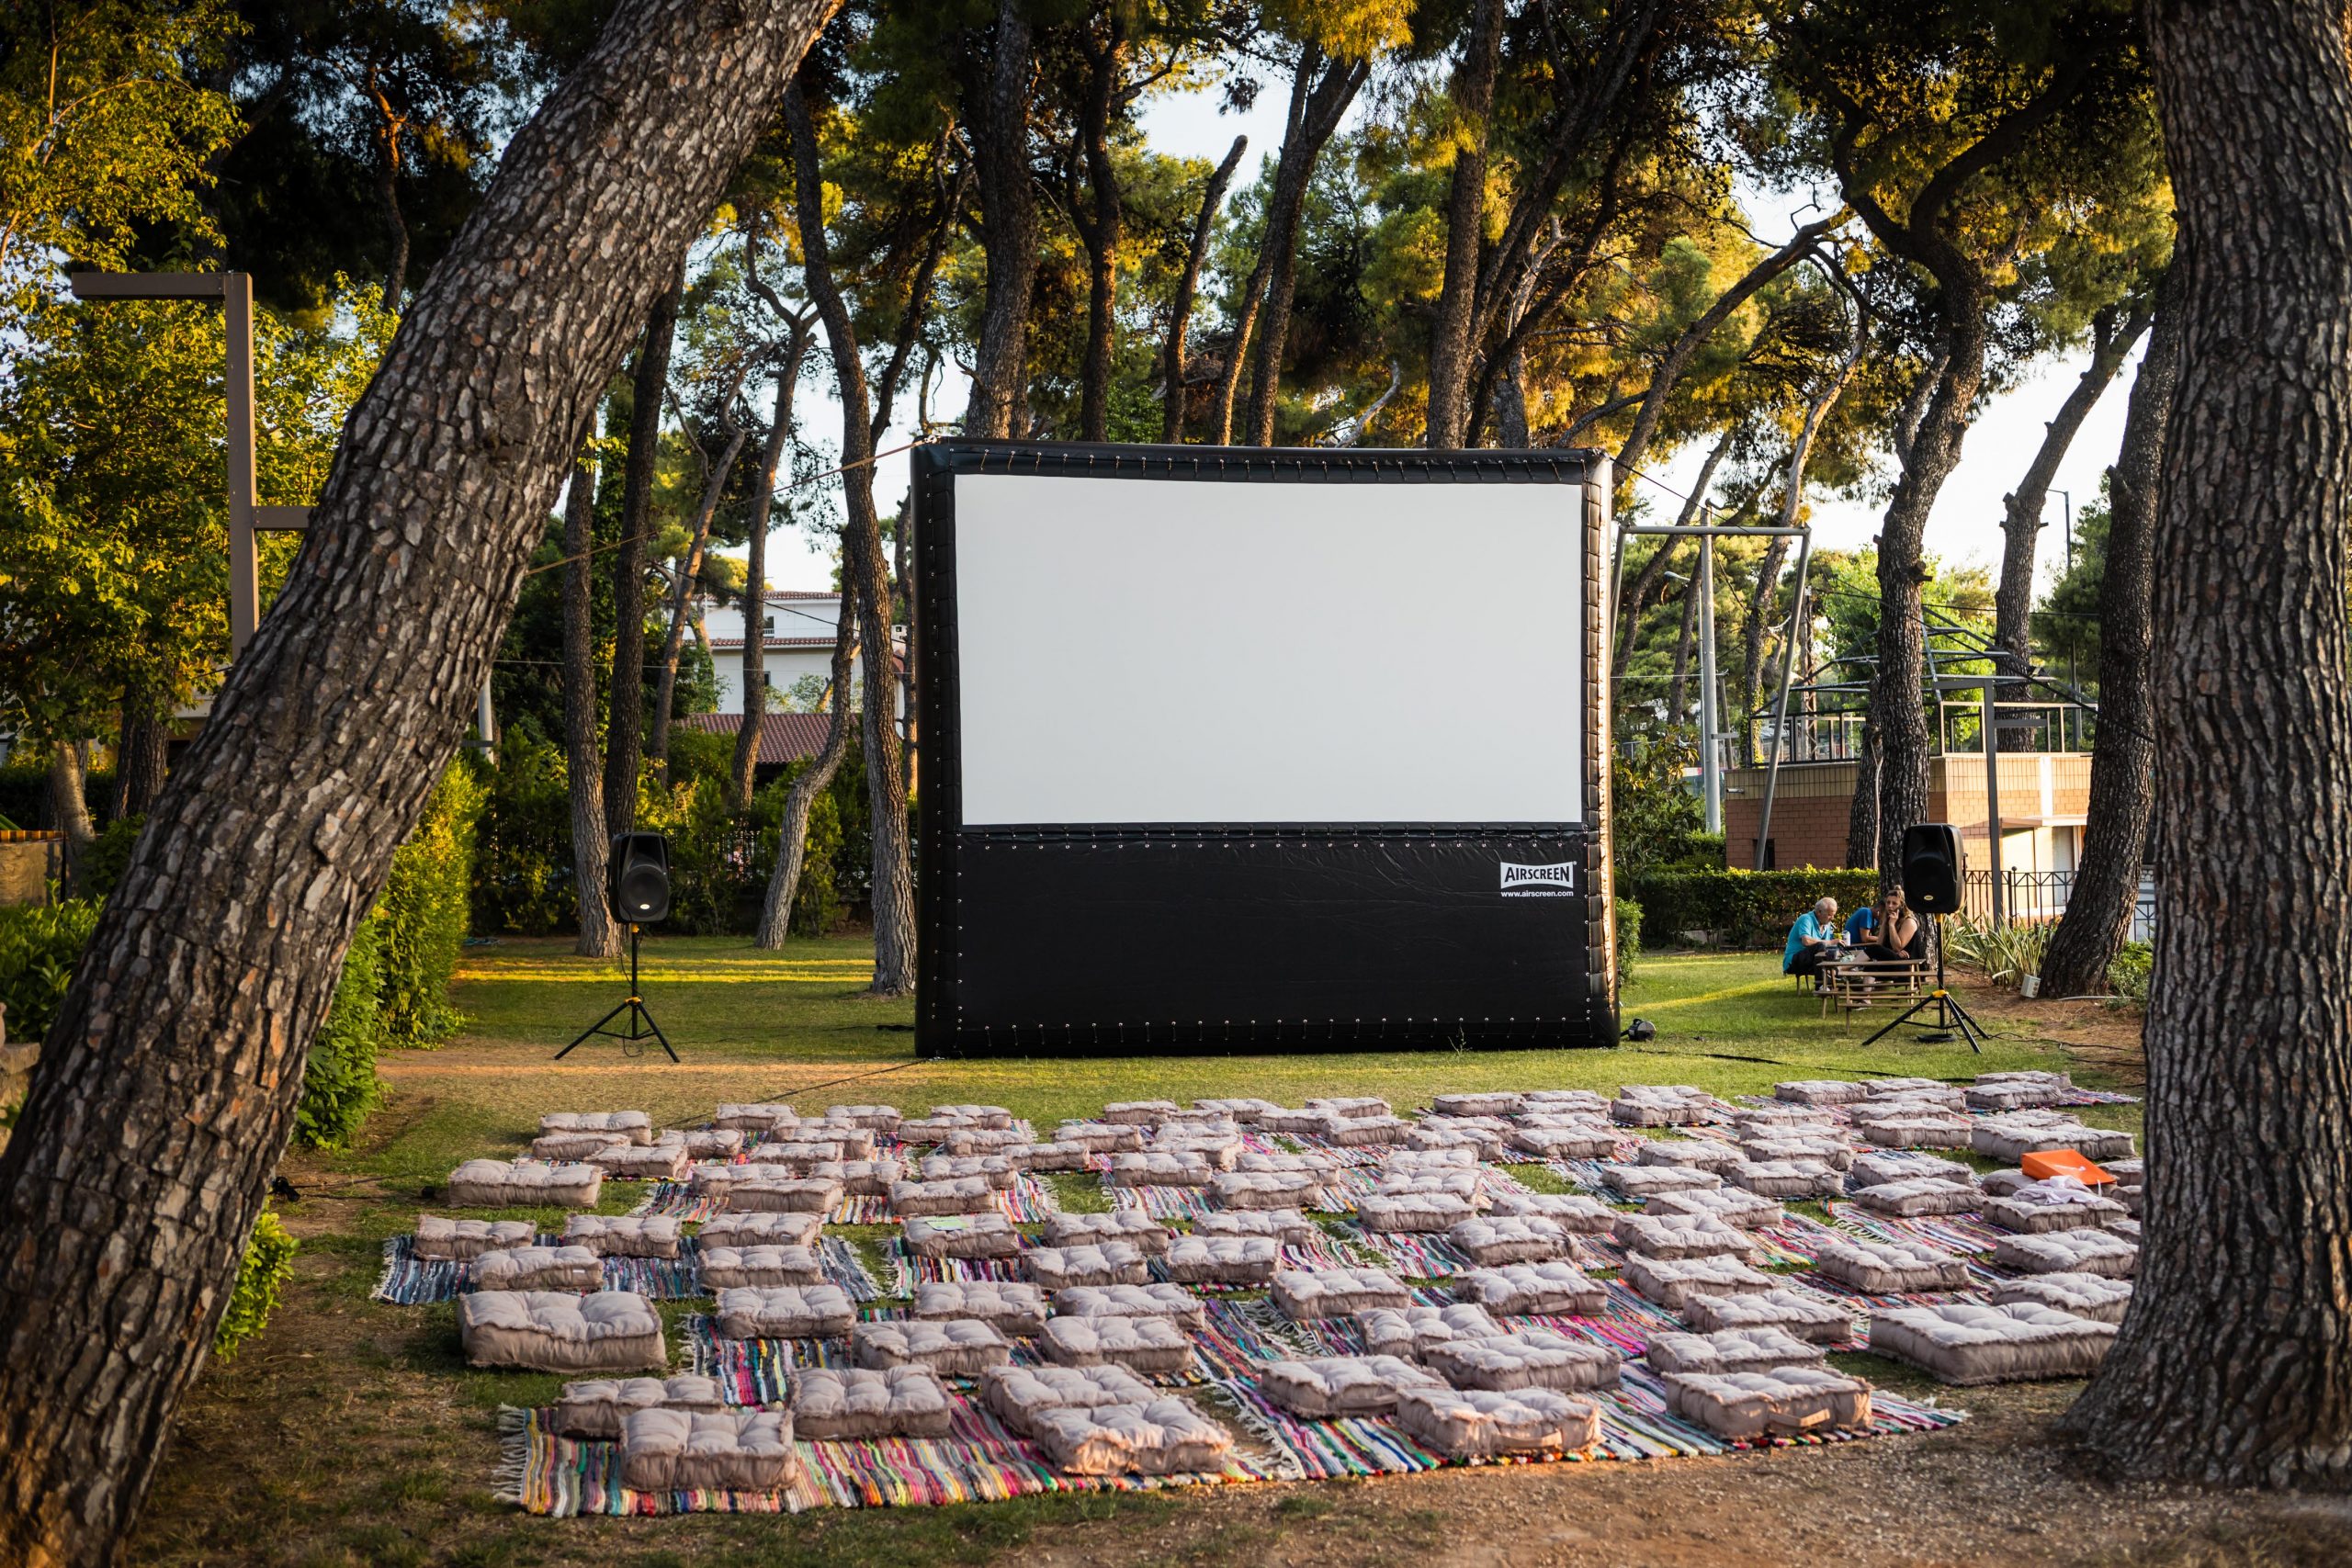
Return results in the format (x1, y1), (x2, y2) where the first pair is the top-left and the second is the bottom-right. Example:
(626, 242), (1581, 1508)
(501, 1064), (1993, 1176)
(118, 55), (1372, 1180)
(675, 712), (839, 766)
(707, 637), (838, 651)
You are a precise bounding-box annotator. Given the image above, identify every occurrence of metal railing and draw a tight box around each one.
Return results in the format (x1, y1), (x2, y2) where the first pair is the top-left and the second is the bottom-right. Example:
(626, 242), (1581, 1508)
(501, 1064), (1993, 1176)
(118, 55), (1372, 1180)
(1961, 868), (2156, 943)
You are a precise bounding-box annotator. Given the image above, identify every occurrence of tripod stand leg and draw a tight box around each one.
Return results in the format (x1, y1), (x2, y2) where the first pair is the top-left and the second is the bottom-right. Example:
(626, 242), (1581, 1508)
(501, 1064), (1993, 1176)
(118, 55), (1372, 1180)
(633, 1000), (680, 1063)
(557, 997), (636, 1059)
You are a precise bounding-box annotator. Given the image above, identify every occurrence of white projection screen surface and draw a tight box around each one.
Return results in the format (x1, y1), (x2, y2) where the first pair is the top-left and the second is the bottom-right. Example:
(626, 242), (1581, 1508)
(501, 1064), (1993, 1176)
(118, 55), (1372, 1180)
(949, 472), (1584, 826)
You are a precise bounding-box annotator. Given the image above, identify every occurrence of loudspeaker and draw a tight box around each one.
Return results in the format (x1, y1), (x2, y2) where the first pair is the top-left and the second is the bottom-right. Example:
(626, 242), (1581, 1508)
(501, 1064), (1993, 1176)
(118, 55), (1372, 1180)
(608, 832), (672, 924)
(1899, 824), (1963, 916)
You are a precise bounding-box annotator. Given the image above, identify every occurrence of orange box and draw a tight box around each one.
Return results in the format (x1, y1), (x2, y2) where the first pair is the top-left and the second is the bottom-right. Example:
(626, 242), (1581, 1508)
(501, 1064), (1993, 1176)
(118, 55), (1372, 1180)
(2021, 1148), (2114, 1185)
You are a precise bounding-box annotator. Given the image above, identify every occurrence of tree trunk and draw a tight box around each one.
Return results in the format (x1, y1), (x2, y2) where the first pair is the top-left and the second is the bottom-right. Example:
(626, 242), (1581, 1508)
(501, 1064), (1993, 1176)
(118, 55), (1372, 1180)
(732, 353), (804, 813)
(0, 4), (841, 1562)
(1423, 0), (1505, 448)
(1667, 580), (1698, 726)
(650, 386), (750, 775)
(375, 111), (409, 311)
(605, 268), (684, 837)
(757, 590), (857, 946)
(1241, 51), (1366, 446)
(1844, 716), (1879, 869)
(1162, 134), (1247, 444)
(46, 741), (96, 893)
(959, 0), (1038, 440)
(112, 682), (169, 819)
(2060, 0), (2352, 1486)
(1993, 301), (2151, 741)
(1614, 428), (1731, 677)
(2040, 269), (2183, 997)
(562, 440), (623, 959)
(789, 76), (915, 995)
(1738, 535), (1791, 766)
(1073, 12), (1125, 443)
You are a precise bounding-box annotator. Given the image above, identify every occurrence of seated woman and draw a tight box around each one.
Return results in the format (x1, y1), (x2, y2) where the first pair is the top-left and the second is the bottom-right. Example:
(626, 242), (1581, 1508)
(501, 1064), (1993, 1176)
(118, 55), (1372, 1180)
(1854, 891), (1927, 964)
(1781, 897), (1840, 978)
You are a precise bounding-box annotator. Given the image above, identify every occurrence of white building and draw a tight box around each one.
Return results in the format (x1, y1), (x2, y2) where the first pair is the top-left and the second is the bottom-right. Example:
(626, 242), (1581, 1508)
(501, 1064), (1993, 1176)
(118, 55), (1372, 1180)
(704, 590), (850, 714)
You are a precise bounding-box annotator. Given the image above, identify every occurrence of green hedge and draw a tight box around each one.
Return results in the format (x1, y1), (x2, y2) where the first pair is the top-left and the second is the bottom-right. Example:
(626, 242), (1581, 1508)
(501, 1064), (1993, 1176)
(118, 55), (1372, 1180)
(1615, 895), (1643, 987)
(1624, 867), (1880, 950)
(377, 765), (483, 1048)
(0, 898), (101, 1043)
(213, 1206), (298, 1360)
(295, 916), (385, 1148)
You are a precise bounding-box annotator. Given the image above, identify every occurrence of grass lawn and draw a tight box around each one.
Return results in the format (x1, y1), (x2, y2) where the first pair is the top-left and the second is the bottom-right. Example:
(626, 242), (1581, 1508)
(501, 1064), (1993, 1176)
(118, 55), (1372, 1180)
(125, 938), (2165, 1568)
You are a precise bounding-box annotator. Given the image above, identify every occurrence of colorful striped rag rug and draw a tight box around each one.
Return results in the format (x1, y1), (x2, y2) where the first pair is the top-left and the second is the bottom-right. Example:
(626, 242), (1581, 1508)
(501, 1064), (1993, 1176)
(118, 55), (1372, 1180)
(370, 1235), (700, 1304)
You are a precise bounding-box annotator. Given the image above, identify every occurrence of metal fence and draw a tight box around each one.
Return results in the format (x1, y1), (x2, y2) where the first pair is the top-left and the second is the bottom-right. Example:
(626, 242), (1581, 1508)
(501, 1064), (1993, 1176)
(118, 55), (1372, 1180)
(1960, 868), (2155, 943)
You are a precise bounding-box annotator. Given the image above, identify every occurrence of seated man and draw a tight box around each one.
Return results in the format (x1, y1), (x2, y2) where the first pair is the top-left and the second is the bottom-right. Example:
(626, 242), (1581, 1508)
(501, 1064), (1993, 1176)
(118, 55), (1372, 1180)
(1851, 891), (1927, 963)
(1782, 897), (1840, 978)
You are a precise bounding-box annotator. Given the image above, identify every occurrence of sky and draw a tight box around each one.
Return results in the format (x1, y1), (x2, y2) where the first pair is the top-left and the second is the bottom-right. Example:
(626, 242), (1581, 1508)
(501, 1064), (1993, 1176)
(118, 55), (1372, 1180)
(738, 79), (2143, 601)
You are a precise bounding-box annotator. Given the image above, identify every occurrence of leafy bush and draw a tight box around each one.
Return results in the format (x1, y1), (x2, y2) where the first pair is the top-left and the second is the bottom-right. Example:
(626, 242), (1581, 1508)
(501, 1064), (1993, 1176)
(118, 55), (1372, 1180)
(1611, 731), (1715, 878)
(470, 738), (575, 937)
(213, 1206), (298, 1360)
(1625, 868), (1880, 949)
(1944, 916), (2053, 990)
(1614, 895), (1643, 987)
(377, 763), (482, 1047)
(76, 814), (143, 899)
(2107, 941), (2152, 1004)
(295, 916), (385, 1148)
(0, 898), (101, 1042)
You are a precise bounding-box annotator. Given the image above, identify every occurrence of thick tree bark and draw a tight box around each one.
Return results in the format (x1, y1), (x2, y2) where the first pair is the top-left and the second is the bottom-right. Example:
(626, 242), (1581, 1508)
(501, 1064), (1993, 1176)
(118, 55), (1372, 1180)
(2040, 268), (2181, 997)
(731, 355), (804, 813)
(0, 5), (841, 1562)
(1207, 68), (1294, 446)
(1614, 428), (1730, 677)
(1844, 716), (1879, 869)
(561, 441), (623, 959)
(757, 589), (857, 947)
(1071, 11), (1126, 443)
(1240, 48), (1367, 446)
(1162, 134), (1246, 444)
(111, 682), (169, 819)
(1423, 0), (1505, 448)
(2060, 0), (2352, 1486)
(46, 742), (95, 895)
(604, 270), (684, 836)
(650, 375), (751, 774)
(1993, 301), (2150, 739)
(788, 77), (915, 994)
(960, 0), (1039, 439)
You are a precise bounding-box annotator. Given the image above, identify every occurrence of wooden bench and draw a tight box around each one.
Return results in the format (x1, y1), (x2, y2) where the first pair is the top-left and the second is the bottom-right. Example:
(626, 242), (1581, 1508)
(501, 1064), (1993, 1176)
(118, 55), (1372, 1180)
(1817, 959), (1933, 1029)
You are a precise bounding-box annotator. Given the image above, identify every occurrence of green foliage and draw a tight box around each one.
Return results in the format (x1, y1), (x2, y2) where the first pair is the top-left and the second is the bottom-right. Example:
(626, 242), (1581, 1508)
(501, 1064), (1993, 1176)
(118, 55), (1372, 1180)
(1626, 868), (1880, 949)
(77, 813), (143, 900)
(1614, 896), (1644, 988)
(0, 897), (101, 1042)
(211, 1206), (298, 1361)
(471, 738), (575, 937)
(296, 916), (385, 1149)
(2108, 942), (2151, 1005)
(646, 773), (752, 936)
(1611, 730), (1713, 880)
(1945, 917), (2053, 991)
(376, 764), (483, 1048)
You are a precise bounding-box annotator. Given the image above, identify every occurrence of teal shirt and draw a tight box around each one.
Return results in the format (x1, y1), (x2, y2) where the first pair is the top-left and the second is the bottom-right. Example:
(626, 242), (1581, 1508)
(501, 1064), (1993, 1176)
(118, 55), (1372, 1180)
(1783, 911), (1830, 972)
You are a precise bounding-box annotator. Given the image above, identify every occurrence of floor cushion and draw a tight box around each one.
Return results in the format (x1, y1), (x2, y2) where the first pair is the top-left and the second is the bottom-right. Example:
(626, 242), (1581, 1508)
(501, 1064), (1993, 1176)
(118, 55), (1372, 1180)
(945, 1126), (1038, 1156)
(1448, 1215), (1569, 1265)
(1101, 1100), (1181, 1124)
(1043, 1209), (1172, 1255)
(1972, 1113), (2134, 1163)
(1611, 1090), (1712, 1128)
(715, 1284), (855, 1339)
(1025, 1243), (1149, 1290)
(1679, 1286), (1852, 1343)
(1057, 1121), (1147, 1152)
(824, 1103), (902, 1133)
(1008, 1140), (1093, 1173)
(913, 1280), (1047, 1337)
(1356, 1190), (1477, 1234)
(1305, 1095), (1390, 1120)
(714, 1102), (797, 1133)
(1521, 1089), (1613, 1115)
(458, 1290), (665, 1372)
(1982, 1179), (2129, 1234)
(1811, 1236), (1972, 1293)
(552, 1373), (725, 1438)
(746, 1138), (857, 1169)
(1665, 1368), (1872, 1439)
(540, 1111), (652, 1145)
(1736, 1105), (1843, 1135)
(930, 1103), (1015, 1128)
(1991, 1228), (2138, 1278)
(1193, 1097), (1281, 1123)
(890, 1177), (996, 1217)
(1849, 1152), (1975, 1190)
(1422, 1328), (1621, 1393)
(586, 1142), (691, 1180)
(1152, 1130), (1243, 1169)
(1402, 1122), (1504, 1159)
(1987, 1272), (2133, 1325)
(531, 1131), (631, 1161)
(896, 1116), (977, 1145)
(1161, 1235), (1281, 1285)
(1644, 1325), (1826, 1377)
(1622, 1254), (1775, 1312)
(1862, 1080), (1966, 1108)
(1353, 1303), (1504, 1359)
(1051, 1282), (1205, 1327)
(671, 1128), (744, 1160)
(916, 1153), (1017, 1190)
(981, 1363), (1156, 1436)
(469, 1245), (604, 1292)
(1319, 1115), (1414, 1147)
(1487, 1192), (1620, 1233)
(1976, 1168), (2038, 1199)
(617, 1408), (794, 1492)
(791, 1365), (952, 1438)
(1598, 1163), (1721, 1199)
(572, 1200), (687, 1249)
(903, 1213), (1023, 1259)
(1506, 1123), (1620, 1159)
(697, 1244), (822, 1289)
(1234, 1148), (1338, 1176)
(1272, 1268), (1411, 1321)
(1261, 1355), (1447, 1417)
(695, 1210), (821, 1249)
(1645, 1188), (1782, 1231)
(414, 1215), (533, 1261)
(1430, 1091), (1523, 1117)
(819, 1157), (899, 1196)
(726, 1176), (844, 1215)
(1634, 1139), (1747, 1174)
(1451, 1263), (1607, 1317)
(1727, 1159), (1842, 1199)
(1108, 1150), (1216, 1187)
(1611, 1213), (1753, 1260)
(1853, 1177), (1983, 1218)
(1963, 1070), (2074, 1111)
(1736, 1135), (1854, 1171)
(1394, 1386), (1601, 1458)
(853, 1317), (1012, 1375)
(1040, 1314), (1193, 1373)
(1032, 1398), (1232, 1475)
(1195, 1208), (1320, 1246)
(1855, 1111), (1974, 1150)
(1773, 1079), (1871, 1106)
(1211, 1170), (1326, 1211)
(1869, 1302), (2116, 1384)
(447, 1159), (603, 1209)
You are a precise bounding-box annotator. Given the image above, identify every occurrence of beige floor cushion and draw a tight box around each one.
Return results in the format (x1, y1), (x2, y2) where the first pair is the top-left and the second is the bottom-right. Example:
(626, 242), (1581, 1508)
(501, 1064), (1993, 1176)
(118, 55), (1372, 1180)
(1195, 1208), (1320, 1247)
(617, 1408), (794, 1492)
(561, 1214), (684, 1260)
(1982, 1179), (2129, 1234)
(1773, 1079), (1871, 1106)
(825, 1103), (902, 1133)
(929, 1103), (1014, 1128)
(1963, 1070), (2074, 1111)
(1645, 1187), (1782, 1231)
(1666, 1367), (1872, 1440)
(894, 1116), (968, 1145)
(1521, 1089), (1613, 1115)
(1051, 1282), (1206, 1328)
(820, 1157), (901, 1197)
(1261, 1109), (1346, 1139)
(2103, 1157), (2144, 1184)
(669, 1128), (744, 1160)
(1737, 1135), (1854, 1171)
(1272, 1268), (1412, 1321)
(1427, 1328), (1620, 1393)
(1032, 1398), (1232, 1476)
(916, 1153), (1017, 1189)
(1622, 1254), (1776, 1312)
(1043, 1209), (1172, 1255)
(1430, 1091), (1522, 1117)
(1162, 1235), (1281, 1285)
(1211, 1170), (1326, 1211)
(1849, 1152), (1976, 1190)
(1971, 1113), (2134, 1163)
(1396, 1386), (1602, 1458)
(903, 1213), (1023, 1260)
(1151, 1130), (1242, 1169)
(1735, 1104), (1843, 1135)
(1376, 1167), (1483, 1199)
(800, 1123), (883, 1159)
(725, 1176), (844, 1215)
(1356, 1190), (1477, 1234)
(1634, 1139), (1747, 1174)
(913, 1280), (1047, 1337)
(447, 1159), (603, 1209)
(1306, 1096), (1390, 1120)
(552, 1372), (725, 1438)
(697, 1245), (822, 1290)
(1726, 1159), (1842, 1199)
(532, 1131), (631, 1161)
(714, 1102), (797, 1133)
(1448, 1215), (1569, 1266)
(1987, 1272), (2133, 1325)
(1261, 1354), (1448, 1417)
(981, 1363), (1157, 1436)
(1869, 1302), (2116, 1384)
(1853, 1177), (1983, 1218)
(792, 1365), (952, 1439)
(1599, 1163), (1721, 1200)
(1976, 1168), (2036, 1199)
(414, 1215), (533, 1261)
(1193, 1097), (1280, 1123)
(1487, 1191), (1619, 1233)
(458, 1290), (665, 1372)
(943, 1126), (1028, 1156)
(1611, 1086), (1714, 1126)
(586, 1142), (691, 1180)
(1991, 1228), (2138, 1278)
(1403, 1122), (1504, 1159)
(853, 1317), (1012, 1375)
(1644, 1325), (1826, 1378)
(1812, 1235), (1972, 1293)
(1025, 1243), (1149, 1290)
(1855, 1111), (1974, 1150)
(715, 1284), (855, 1339)
(890, 1177), (996, 1217)
(1354, 1303), (1505, 1360)
(1040, 1314), (1193, 1373)
(1010, 1140), (1093, 1173)
(1101, 1100), (1181, 1124)
(470, 1245), (604, 1292)
(1057, 1120), (1147, 1152)
(745, 1138), (857, 1170)
(695, 1210), (821, 1249)
(1235, 1149), (1339, 1176)
(1452, 1262), (1608, 1318)
(1320, 1115), (1414, 1147)
(1107, 1150), (1216, 1187)
(1506, 1122), (1620, 1159)
(1862, 1078), (1965, 1106)
(540, 1111), (653, 1145)
(1611, 1212), (1753, 1260)
(1679, 1286), (1852, 1344)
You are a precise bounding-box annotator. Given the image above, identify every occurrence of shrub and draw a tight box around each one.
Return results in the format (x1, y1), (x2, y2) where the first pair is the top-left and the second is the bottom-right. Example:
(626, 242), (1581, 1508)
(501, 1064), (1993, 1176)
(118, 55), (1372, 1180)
(1611, 731), (1713, 878)
(1624, 867), (1881, 949)
(213, 1206), (299, 1360)
(77, 814), (143, 900)
(1944, 916), (2053, 990)
(470, 738), (575, 937)
(2107, 941), (2152, 1005)
(0, 898), (101, 1042)
(378, 763), (483, 1047)
(295, 916), (385, 1148)
(1614, 895), (1643, 987)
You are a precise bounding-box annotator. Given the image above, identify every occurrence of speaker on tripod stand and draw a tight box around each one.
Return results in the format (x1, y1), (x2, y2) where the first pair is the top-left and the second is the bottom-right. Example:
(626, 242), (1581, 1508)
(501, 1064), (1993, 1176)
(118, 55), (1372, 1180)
(1860, 823), (1987, 1051)
(557, 832), (680, 1061)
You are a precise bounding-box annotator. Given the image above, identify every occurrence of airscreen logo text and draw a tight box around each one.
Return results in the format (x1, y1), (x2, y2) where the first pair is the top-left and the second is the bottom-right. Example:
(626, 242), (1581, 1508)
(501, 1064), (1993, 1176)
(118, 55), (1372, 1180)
(1498, 861), (1577, 897)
